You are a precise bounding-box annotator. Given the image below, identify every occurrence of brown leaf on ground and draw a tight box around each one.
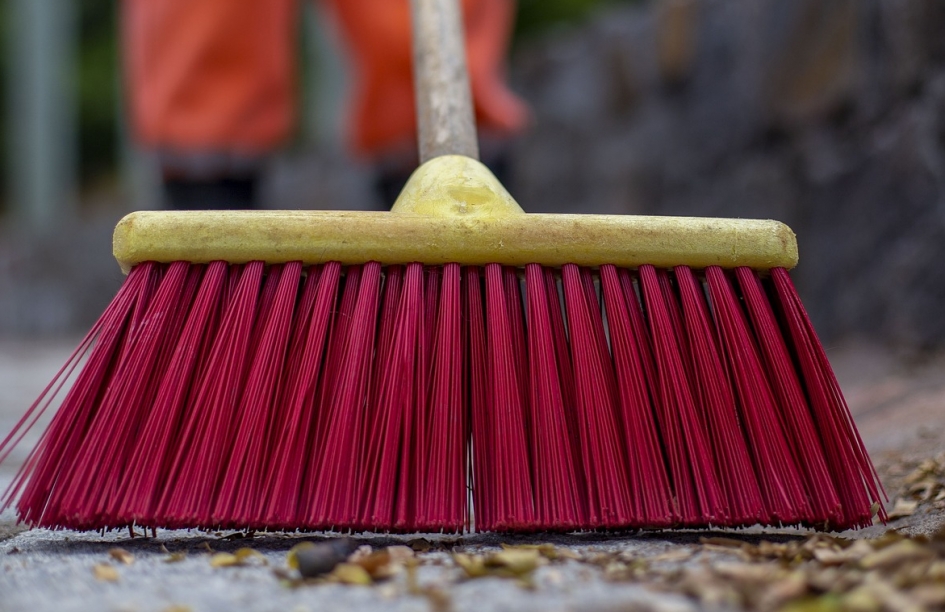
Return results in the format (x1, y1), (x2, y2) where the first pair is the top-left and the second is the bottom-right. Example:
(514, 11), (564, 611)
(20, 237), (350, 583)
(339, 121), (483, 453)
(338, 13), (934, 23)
(209, 548), (266, 568)
(888, 498), (920, 519)
(487, 548), (544, 573)
(108, 548), (134, 565)
(650, 548), (694, 563)
(329, 563), (372, 585)
(453, 548), (545, 588)
(500, 543), (578, 561)
(348, 545), (414, 580)
(92, 563), (119, 582)
(859, 539), (934, 570)
(163, 552), (187, 564)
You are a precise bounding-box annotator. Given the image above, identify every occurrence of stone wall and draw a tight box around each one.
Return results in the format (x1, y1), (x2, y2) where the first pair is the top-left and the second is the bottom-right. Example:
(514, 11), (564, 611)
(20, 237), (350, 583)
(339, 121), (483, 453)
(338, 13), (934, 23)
(509, 0), (945, 349)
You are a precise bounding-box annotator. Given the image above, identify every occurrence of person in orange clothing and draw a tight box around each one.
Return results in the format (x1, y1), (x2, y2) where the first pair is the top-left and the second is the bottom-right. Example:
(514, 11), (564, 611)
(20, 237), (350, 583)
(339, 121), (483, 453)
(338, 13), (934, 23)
(123, 0), (527, 209)
(123, 0), (298, 209)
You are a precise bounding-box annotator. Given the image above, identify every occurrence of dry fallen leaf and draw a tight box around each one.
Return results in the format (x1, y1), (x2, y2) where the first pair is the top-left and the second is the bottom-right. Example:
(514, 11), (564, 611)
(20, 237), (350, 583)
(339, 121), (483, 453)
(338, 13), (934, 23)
(888, 498), (919, 519)
(93, 563), (120, 582)
(811, 540), (873, 566)
(330, 563), (372, 585)
(756, 570), (808, 611)
(108, 548), (135, 565)
(453, 553), (488, 578)
(839, 586), (882, 612)
(650, 548), (694, 563)
(911, 583), (945, 608)
(163, 552), (187, 564)
(500, 543), (569, 561)
(487, 548), (543, 573)
(350, 546), (414, 580)
(859, 539), (933, 570)
(454, 548), (544, 588)
(699, 536), (746, 549)
(347, 545), (373, 563)
(209, 548), (266, 568)
(408, 538), (433, 553)
(209, 553), (240, 568)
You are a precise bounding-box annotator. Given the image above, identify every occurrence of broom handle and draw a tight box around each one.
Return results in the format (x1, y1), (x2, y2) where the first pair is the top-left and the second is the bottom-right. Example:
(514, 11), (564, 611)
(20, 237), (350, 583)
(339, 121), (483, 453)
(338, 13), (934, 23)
(410, 0), (480, 162)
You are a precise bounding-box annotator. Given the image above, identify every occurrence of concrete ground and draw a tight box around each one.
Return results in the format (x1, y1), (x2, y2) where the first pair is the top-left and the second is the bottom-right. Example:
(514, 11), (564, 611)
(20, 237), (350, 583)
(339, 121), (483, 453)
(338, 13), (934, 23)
(0, 338), (943, 612)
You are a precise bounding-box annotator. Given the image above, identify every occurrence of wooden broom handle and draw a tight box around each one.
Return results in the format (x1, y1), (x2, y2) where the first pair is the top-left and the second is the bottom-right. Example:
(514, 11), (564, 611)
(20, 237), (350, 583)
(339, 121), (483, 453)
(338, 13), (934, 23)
(410, 0), (480, 162)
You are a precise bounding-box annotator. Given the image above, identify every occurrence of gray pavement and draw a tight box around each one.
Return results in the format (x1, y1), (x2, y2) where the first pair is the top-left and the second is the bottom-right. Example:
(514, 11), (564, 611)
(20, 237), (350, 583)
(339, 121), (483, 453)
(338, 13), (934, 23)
(0, 339), (943, 612)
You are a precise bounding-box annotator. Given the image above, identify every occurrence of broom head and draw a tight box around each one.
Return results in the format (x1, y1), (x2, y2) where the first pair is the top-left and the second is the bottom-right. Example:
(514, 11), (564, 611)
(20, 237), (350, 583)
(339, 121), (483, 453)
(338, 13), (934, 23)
(0, 155), (885, 533)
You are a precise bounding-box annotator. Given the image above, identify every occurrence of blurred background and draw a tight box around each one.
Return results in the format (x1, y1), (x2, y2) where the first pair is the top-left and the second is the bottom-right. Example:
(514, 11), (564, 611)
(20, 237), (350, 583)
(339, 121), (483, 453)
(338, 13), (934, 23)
(1, 0), (944, 353)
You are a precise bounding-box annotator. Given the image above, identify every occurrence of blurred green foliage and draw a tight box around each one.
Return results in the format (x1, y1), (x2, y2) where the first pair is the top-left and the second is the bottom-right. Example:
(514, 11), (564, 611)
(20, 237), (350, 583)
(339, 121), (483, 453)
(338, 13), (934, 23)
(515, 0), (639, 39)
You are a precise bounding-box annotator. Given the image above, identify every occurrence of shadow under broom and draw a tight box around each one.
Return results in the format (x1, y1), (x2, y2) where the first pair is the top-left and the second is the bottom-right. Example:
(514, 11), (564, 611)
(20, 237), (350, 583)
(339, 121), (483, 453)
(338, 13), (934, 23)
(0, 0), (885, 534)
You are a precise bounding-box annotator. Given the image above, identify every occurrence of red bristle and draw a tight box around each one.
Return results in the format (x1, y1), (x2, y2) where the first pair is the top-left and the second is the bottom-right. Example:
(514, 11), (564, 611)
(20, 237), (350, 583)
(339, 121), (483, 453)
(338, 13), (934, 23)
(424, 266), (441, 355)
(0, 329), (97, 496)
(704, 266), (809, 524)
(224, 263), (242, 301)
(257, 264), (323, 527)
(543, 268), (588, 515)
(615, 269), (660, 412)
(263, 262), (340, 528)
(59, 261), (200, 529)
(305, 262), (382, 530)
(214, 262), (302, 528)
(561, 264), (634, 528)
(476, 263), (534, 531)
(412, 266), (439, 526)
(360, 263), (425, 531)
(599, 265), (674, 527)
(393, 263), (431, 532)
(0, 255), (886, 534)
(503, 267), (530, 417)
(374, 266), (405, 395)
(465, 266), (492, 531)
(422, 263), (466, 531)
(657, 270), (692, 371)
(360, 265), (409, 531)
(158, 261), (264, 527)
(735, 267), (843, 525)
(115, 260), (229, 526)
(614, 268), (680, 525)
(769, 268), (885, 528)
(523, 264), (584, 530)
(673, 266), (765, 525)
(298, 264), (364, 525)
(356, 265), (406, 525)
(2, 263), (163, 526)
(34, 262), (164, 528)
(637, 264), (725, 525)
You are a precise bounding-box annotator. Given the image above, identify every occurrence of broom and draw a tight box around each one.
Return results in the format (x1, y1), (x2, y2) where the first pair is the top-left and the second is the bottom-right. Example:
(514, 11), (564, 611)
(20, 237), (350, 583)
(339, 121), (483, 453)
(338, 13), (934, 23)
(0, 0), (884, 533)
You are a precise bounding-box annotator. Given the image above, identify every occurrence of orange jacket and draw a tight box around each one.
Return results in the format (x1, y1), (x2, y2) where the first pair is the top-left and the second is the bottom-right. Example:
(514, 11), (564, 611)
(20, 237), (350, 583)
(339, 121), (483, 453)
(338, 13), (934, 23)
(123, 0), (298, 155)
(123, 0), (527, 158)
(326, 0), (529, 157)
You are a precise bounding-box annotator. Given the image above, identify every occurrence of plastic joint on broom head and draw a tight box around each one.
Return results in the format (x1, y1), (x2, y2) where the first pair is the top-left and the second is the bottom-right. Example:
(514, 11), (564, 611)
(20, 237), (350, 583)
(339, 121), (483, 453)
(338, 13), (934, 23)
(112, 157), (799, 274)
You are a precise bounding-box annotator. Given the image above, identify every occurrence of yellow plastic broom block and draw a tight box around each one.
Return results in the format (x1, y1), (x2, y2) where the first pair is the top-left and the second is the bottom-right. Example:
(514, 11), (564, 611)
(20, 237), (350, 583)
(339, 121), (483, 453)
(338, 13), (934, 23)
(113, 156), (798, 274)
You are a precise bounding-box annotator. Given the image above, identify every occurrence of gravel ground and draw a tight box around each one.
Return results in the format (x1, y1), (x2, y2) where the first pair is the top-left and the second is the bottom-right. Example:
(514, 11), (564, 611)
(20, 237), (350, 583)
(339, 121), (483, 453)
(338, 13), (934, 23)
(0, 339), (943, 612)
